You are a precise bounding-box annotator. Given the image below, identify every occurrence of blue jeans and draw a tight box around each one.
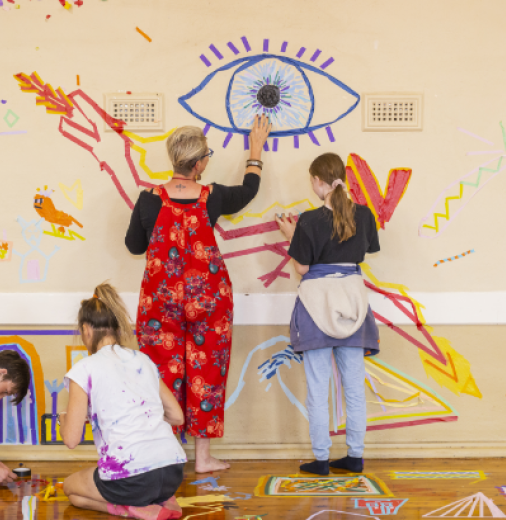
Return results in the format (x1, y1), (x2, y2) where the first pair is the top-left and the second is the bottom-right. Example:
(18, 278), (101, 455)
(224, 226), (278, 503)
(304, 346), (366, 460)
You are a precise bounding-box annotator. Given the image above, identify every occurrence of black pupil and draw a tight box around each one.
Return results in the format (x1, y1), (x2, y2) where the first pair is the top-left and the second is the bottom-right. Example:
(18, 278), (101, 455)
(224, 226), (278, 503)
(257, 85), (281, 108)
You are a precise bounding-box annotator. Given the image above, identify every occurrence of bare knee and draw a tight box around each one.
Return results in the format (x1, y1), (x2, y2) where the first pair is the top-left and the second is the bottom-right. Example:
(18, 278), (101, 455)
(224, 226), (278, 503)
(68, 494), (87, 509)
(63, 478), (72, 497)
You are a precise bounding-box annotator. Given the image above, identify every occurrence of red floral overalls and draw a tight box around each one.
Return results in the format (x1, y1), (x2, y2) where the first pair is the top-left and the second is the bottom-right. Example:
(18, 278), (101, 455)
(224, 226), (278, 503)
(136, 185), (233, 438)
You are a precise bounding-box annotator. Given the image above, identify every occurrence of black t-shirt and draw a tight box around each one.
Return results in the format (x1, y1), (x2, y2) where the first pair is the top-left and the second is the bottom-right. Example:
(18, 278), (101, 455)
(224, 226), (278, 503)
(288, 204), (380, 265)
(125, 173), (260, 255)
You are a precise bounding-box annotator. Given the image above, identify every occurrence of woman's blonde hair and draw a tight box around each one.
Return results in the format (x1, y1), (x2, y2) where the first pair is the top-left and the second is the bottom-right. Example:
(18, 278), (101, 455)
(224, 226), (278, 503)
(77, 282), (133, 354)
(309, 153), (356, 243)
(166, 126), (208, 176)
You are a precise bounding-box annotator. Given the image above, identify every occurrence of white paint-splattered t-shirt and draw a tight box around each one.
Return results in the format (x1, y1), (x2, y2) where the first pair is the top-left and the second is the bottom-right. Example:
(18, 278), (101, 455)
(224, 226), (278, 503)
(64, 344), (187, 481)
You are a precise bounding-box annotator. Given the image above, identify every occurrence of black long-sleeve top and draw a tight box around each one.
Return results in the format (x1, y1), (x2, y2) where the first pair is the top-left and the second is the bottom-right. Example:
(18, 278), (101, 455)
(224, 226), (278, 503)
(125, 173), (260, 255)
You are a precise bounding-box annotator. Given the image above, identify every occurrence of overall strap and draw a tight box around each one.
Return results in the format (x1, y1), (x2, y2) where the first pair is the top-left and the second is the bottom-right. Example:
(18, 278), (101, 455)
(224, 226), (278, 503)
(198, 185), (210, 205)
(154, 184), (171, 206)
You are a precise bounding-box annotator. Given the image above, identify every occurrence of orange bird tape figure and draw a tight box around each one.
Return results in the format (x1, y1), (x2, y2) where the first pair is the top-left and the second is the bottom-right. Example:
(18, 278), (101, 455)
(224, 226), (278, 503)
(346, 153), (412, 230)
(34, 186), (83, 235)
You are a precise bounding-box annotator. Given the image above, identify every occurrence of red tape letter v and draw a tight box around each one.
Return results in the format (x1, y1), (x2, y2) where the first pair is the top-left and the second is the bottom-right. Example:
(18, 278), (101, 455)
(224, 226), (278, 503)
(348, 153), (385, 227)
(347, 154), (412, 230)
(381, 168), (412, 224)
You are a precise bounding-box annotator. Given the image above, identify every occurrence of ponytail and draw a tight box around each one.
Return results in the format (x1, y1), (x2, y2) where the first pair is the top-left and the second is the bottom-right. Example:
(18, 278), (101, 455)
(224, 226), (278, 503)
(309, 153), (356, 243)
(77, 282), (133, 354)
(329, 185), (356, 242)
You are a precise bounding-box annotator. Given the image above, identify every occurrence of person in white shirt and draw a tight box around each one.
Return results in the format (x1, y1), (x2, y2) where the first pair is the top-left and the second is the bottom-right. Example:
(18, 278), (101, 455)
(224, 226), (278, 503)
(60, 283), (186, 520)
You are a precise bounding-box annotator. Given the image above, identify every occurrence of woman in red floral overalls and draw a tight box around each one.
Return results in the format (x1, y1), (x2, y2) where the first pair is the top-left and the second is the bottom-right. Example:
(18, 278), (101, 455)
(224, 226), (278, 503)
(126, 116), (271, 473)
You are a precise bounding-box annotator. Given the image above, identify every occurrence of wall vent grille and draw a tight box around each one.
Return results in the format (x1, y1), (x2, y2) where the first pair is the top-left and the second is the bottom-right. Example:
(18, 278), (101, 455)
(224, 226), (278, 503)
(104, 93), (164, 132)
(362, 93), (423, 131)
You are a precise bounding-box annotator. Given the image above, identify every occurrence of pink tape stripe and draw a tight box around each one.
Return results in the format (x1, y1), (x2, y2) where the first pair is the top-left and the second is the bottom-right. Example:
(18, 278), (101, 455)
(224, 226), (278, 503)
(330, 415), (458, 435)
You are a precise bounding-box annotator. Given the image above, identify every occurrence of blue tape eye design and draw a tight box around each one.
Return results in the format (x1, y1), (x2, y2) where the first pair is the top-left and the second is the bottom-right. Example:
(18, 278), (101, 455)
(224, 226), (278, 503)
(178, 43), (360, 145)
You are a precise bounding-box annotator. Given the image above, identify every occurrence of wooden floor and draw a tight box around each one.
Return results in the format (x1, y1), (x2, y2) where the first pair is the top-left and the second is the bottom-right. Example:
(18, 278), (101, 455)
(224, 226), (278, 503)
(0, 458), (504, 519)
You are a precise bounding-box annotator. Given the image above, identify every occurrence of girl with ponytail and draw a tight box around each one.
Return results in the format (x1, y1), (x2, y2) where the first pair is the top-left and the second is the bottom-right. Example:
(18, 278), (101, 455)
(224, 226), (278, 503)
(60, 282), (186, 520)
(276, 153), (380, 477)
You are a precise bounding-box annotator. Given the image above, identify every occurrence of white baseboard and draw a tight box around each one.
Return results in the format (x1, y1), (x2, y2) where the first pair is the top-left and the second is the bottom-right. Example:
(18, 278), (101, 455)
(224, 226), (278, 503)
(1, 291), (506, 325)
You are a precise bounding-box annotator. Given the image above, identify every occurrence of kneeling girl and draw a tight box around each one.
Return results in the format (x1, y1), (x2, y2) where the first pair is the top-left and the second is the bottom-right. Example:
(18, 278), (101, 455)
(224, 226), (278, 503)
(61, 283), (186, 520)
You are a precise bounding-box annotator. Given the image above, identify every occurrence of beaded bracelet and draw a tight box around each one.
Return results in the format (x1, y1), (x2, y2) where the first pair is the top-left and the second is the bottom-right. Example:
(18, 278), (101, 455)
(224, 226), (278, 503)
(246, 159), (263, 170)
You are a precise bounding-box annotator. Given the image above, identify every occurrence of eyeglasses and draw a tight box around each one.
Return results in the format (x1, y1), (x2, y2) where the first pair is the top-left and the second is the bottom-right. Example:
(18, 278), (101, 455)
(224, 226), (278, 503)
(192, 149), (214, 167)
(200, 149), (214, 160)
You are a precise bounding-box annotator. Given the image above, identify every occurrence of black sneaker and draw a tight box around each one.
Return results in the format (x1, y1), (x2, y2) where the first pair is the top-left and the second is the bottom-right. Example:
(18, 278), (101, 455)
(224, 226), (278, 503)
(299, 460), (330, 476)
(329, 455), (363, 473)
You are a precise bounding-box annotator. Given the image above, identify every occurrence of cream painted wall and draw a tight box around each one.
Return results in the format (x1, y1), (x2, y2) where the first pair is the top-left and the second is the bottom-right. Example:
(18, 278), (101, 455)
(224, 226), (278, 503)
(1, 0), (506, 295)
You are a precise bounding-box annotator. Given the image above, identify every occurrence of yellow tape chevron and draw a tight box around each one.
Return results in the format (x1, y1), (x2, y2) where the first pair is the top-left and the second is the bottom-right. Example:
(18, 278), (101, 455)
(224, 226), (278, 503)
(124, 129), (176, 181)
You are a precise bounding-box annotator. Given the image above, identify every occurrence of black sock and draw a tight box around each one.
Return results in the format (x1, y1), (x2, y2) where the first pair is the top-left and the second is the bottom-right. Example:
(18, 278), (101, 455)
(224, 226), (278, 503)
(299, 460), (329, 476)
(329, 455), (363, 473)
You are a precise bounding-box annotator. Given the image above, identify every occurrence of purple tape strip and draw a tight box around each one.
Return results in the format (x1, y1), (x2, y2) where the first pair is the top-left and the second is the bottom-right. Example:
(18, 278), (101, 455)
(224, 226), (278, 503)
(296, 47), (306, 58)
(281, 41), (288, 52)
(52, 483), (58, 519)
(325, 126), (335, 142)
(181, 431), (187, 444)
(273, 137), (278, 152)
(209, 45), (224, 60)
(0, 131), (27, 136)
(223, 132), (233, 148)
(200, 54), (211, 67)
(320, 57), (334, 69)
(310, 49), (321, 62)
(209, 44), (223, 60)
(203, 123), (211, 136)
(294, 135), (299, 149)
(227, 42), (239, 55)
(0, 330), (75, 335)
(241, 36), (251, 52)
(244, 134), (249, 151)
(263, 141), (269, 152)
(263, 39), (269, 52)
(17, 404), (24, 445)
(309, 131), (320, 146)
(51, 392), (57, 442)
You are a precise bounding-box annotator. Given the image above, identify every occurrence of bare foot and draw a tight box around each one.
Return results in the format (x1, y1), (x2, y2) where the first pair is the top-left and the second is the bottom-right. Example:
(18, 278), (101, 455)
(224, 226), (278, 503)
(127, 504), (170, 520)
(161, 496), (182, 519)
(195, 456), (230, 473)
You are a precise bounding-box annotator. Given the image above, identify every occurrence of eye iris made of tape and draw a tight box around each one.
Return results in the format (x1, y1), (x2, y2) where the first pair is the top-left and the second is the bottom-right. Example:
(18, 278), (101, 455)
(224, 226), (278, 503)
(257, 85), (281, 109)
